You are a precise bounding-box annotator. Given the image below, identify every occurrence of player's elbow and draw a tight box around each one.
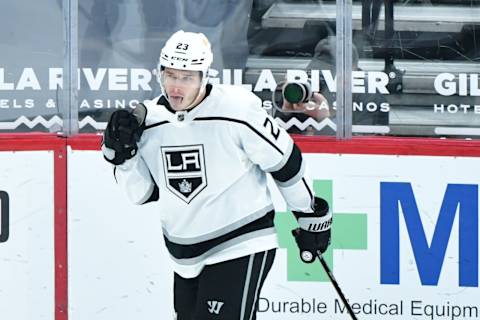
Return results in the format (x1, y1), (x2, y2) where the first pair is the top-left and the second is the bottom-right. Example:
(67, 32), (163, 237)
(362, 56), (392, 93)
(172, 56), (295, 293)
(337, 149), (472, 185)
(126, 181), (157, 205)
(278, 184), (314, 212)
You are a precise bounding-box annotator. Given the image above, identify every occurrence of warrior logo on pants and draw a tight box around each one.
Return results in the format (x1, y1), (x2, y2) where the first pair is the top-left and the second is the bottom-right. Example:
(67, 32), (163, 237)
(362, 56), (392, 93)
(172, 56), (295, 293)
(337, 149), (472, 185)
(161, 145), (207, 203)
(207, 300), (224, 314)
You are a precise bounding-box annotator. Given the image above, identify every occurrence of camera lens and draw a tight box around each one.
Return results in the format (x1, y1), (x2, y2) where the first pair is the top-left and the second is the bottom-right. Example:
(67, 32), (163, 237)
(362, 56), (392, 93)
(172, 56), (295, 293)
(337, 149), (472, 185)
(283, 82), (310, 104)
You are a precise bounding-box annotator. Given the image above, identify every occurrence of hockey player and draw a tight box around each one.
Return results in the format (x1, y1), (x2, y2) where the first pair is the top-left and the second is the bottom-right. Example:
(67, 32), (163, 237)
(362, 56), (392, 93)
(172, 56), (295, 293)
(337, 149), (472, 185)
(102, 30), (332, 320)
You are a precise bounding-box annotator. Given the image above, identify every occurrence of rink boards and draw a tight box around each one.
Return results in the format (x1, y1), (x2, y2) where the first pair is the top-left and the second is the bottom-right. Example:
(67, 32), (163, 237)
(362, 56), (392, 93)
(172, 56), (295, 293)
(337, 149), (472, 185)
(1, 134), (480, 320)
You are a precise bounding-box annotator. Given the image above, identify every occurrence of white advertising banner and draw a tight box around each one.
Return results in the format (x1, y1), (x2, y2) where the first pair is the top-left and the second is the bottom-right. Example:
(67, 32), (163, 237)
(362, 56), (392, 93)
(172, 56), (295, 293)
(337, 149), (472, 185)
(0, 151), (55, 320)
(68, 149), (480, 320)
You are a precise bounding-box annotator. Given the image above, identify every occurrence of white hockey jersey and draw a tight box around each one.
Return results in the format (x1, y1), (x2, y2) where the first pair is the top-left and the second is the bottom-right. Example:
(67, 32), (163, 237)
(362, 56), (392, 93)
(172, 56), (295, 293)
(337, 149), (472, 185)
(114, 84), (314, 278)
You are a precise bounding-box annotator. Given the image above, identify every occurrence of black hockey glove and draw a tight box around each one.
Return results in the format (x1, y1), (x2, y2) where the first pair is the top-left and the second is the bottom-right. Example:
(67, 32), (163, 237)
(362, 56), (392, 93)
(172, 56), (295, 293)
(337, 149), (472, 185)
(102, 104), (146, 165)
(291, 196), (332, 263)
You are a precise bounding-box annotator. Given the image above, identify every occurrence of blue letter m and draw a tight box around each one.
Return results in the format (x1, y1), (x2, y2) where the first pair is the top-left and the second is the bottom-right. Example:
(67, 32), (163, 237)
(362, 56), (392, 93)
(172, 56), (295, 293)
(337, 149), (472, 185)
(381, 182), (478, 287)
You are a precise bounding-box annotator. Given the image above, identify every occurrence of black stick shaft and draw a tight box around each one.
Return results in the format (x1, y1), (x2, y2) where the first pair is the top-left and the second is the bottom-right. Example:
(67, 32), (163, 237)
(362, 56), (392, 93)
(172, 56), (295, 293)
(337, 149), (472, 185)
(317, 254), (359, 320)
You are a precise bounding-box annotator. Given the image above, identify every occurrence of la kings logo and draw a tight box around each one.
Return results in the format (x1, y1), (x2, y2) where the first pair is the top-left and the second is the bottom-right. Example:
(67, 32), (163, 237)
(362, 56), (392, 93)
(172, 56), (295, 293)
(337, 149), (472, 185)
(161, 145), (207, 203)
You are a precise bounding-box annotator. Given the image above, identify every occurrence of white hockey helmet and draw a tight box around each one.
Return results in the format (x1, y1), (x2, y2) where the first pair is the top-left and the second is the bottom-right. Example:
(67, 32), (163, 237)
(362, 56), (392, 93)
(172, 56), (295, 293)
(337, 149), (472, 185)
(157, 30), (213, 79)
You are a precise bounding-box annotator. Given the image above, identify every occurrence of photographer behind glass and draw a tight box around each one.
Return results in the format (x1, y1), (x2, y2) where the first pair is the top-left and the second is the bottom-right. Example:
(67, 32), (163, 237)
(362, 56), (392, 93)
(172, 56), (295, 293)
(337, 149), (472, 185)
(276, 36), (388, 134)
(274, 76), (332, 135)
(281, 80), (331, 120)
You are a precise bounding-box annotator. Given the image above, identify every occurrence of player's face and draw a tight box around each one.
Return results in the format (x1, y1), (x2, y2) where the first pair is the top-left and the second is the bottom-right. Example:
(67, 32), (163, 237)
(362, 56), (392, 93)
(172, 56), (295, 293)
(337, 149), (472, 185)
(162, 68), (202, 111)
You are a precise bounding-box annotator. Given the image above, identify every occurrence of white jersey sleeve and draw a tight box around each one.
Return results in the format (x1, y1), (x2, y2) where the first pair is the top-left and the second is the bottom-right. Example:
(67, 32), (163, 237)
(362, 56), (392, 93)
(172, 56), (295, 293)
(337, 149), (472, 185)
(114, 154), (157, 205)
(234, 91), (314, 213)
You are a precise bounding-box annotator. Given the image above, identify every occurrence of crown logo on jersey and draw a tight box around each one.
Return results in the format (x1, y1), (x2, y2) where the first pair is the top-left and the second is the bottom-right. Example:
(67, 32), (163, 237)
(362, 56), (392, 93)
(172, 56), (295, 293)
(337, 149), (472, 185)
(179, 179), (192, 193)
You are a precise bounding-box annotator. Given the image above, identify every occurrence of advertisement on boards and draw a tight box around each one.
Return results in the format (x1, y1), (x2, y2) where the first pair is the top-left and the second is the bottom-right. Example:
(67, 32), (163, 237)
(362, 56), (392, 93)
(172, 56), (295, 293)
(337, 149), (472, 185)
(0, 151), (55, 320)
(261, 153), (479, 319)
(67, 148), (480, 320)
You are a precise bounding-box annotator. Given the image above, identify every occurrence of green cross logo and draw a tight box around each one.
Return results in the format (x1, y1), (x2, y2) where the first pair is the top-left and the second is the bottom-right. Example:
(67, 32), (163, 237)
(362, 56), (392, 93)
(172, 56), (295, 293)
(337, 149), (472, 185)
(275, 180), (368, 282)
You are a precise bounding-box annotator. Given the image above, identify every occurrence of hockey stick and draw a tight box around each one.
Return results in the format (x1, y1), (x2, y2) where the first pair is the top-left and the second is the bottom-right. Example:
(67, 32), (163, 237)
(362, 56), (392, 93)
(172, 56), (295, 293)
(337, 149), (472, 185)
(317, 252), (359, 320)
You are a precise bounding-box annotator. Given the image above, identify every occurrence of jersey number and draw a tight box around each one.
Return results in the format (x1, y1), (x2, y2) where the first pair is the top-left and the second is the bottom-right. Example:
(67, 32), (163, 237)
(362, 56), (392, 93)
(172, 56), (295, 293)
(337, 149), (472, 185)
(0, 191), (9, 243)
(263, 118), (280, 140)
(176, 43), (189, 50)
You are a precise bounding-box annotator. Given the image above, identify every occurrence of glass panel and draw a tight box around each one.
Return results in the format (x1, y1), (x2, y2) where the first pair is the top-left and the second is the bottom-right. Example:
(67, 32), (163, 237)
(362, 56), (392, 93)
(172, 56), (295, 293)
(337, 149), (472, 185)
(6, 0), (478, 138)
(78, 0), (176, 132)
(0, 0), (65, 133)
(77, 0), (340, 136)
(353, 0), (480, 137)
(251, 0), (339, 136)
(78, 0), (255, 132)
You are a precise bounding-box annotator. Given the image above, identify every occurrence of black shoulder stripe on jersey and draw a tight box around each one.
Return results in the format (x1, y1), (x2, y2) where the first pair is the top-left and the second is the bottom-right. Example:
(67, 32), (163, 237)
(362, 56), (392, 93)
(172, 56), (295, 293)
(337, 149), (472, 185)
(194, 117), (284, 156)
(271, 143), (302, 182)
(164, 210), (274, 259)
(145, 120), (169, 130)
